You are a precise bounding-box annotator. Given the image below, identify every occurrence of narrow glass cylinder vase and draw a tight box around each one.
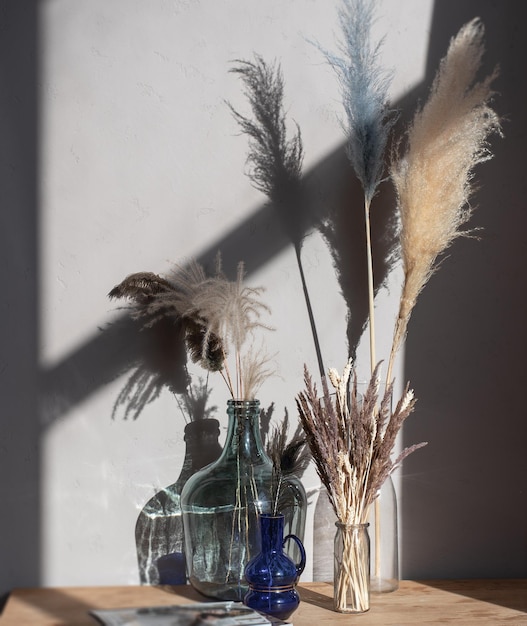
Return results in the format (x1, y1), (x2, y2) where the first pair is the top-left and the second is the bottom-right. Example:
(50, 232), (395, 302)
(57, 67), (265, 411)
(181, 400), (306, 601)
(334, 522), (370, 613)
(368, 475), (399, 593)
(358, 382), (399, 593)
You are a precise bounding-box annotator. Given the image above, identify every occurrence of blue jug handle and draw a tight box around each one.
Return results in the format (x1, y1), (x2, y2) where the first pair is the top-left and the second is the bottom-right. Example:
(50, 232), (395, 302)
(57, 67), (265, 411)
(283, 534), (306, 577)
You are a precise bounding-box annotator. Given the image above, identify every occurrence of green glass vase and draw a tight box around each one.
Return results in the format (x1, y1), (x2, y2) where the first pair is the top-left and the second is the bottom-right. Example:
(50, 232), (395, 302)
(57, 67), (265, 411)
(181, 399), (306, 601)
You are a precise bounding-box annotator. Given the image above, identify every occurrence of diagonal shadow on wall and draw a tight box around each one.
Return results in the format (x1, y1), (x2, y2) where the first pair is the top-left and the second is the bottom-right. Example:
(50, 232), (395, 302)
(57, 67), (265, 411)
(39, 126), (409, 427)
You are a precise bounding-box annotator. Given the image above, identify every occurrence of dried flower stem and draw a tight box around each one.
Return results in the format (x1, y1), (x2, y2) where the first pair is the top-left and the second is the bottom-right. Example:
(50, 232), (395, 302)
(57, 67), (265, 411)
(364, 196), (377, 374)
(334, 523), (370, 613)
(297, 361), (425, 526)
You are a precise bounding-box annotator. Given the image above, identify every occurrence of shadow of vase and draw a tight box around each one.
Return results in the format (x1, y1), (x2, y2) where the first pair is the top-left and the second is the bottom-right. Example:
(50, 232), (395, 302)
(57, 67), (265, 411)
(135, 418), (223, 585)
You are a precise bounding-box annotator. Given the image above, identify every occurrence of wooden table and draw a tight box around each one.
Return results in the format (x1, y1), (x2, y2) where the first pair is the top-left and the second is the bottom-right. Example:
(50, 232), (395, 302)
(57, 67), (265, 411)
(2, 580), (526, 625)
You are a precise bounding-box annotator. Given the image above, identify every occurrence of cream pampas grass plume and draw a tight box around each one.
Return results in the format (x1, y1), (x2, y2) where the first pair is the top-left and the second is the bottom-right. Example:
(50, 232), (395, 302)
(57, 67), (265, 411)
(387, 18), (502, 381)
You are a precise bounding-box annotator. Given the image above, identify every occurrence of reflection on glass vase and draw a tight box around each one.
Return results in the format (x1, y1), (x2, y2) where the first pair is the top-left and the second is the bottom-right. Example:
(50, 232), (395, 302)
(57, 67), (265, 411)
(181, 399), (306, 601)
(368, 474), (399, 593)
(361, 382), (399, 594)
(135, 418), (222, 585)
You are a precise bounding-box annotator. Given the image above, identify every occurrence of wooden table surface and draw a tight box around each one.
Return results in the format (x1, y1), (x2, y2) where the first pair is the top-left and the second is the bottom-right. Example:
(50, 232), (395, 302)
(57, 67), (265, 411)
(2, 579), (526, 625)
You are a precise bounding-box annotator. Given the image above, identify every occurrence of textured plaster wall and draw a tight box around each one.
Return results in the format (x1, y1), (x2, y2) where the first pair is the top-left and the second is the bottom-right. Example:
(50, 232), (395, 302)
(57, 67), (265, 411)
(1, 0), (525, 597)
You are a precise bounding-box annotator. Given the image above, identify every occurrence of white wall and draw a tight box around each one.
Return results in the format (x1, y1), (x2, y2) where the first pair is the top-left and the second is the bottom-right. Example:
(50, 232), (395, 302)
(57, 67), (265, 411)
(1, 0), (525, 596)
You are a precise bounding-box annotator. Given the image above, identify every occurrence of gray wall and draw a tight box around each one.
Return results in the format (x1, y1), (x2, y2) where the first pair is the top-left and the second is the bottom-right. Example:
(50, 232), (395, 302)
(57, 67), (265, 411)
(0, 0), (525, 600)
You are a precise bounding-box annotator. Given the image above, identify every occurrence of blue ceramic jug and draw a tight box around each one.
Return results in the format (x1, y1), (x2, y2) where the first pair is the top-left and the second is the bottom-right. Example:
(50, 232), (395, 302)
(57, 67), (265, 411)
(244, 513), (306, 620)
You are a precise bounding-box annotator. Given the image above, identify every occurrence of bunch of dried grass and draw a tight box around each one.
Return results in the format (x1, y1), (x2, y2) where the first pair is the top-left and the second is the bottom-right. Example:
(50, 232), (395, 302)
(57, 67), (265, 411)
(297, 13), (501, 605)
(297, 360), (425, 526)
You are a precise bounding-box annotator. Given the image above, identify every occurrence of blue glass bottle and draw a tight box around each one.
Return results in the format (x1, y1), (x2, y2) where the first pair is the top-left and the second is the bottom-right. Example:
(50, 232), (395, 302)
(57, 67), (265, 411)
(244, 514), (306, 620)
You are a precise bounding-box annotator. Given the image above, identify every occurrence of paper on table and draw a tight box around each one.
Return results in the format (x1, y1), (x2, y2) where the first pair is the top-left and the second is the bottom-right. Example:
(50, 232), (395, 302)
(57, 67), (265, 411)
(90, 601), (293, 626)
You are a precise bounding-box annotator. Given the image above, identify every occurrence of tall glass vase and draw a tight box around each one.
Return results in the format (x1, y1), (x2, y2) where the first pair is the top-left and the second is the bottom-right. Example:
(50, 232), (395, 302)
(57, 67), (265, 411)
(368, 474), (399, 593)
(359, 383), (399, 593)
(312, 486), (336, 581)
(334, 522), (370, 613)
(181, 399), (306, 601)
(135, 418), (222, 585)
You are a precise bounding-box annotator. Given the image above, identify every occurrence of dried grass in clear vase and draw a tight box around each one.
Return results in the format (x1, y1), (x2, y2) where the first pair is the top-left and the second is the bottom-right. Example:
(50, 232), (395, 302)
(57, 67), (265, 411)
(334, 522), (370, 613)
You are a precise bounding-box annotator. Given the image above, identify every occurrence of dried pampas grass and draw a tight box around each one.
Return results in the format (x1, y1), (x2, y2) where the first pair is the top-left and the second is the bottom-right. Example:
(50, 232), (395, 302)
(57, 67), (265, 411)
(388, 18), (502, 380)
(109, 257), (273, 400)
(296, 361), (426, 525)
(321, 0), (397, 203)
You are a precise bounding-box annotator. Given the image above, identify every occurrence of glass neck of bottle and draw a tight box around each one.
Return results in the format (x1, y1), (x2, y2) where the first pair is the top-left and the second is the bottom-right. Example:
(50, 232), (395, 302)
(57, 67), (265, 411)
(222, 400), (265, 461)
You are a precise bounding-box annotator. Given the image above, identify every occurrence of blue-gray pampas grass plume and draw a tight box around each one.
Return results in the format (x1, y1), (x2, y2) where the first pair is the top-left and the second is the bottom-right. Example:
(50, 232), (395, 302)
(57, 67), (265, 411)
(317, 0), (398, 372)
(229, 55), (326, 379)
(386, 17), (502, 382)
(321, 0), (397, 204)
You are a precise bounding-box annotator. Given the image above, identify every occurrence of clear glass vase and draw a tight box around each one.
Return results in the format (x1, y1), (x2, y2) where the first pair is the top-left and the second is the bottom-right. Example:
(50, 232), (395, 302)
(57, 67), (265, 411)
(334, 522), (370, 613)
(181, 399), (306, 601)
(368, 474), (399, 593)
(134, 418), (222, 585)
(312, 486), (336, 581)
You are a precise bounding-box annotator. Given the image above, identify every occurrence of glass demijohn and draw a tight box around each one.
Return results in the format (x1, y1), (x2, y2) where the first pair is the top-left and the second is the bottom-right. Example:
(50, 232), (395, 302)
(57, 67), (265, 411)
(181, 399), (306, 601)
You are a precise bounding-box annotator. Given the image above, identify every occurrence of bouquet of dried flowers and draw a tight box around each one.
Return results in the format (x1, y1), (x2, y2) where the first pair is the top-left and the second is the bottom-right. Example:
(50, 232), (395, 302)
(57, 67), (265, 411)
(295, 0), (501, 612)
(297, 361), (425, 610)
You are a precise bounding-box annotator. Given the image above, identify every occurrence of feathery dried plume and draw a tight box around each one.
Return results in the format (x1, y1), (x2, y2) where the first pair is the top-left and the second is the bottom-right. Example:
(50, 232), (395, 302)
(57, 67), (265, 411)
(109, 257), (273, 400)
(296, 361), (426, 525)
(318, 0), (398, 374)
(321, 0), (397, 203)
(387, 17), (502, 381)
(266, 409), (311, 515)
(108, 272), (174, 305)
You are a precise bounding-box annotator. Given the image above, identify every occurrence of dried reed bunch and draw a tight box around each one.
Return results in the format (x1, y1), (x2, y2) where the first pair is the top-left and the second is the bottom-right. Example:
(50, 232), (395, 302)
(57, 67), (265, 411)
(296, 361), (424, 526)
(109, 256), (273, 401)
(296, 360), (426, 610)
